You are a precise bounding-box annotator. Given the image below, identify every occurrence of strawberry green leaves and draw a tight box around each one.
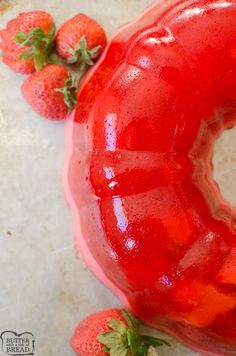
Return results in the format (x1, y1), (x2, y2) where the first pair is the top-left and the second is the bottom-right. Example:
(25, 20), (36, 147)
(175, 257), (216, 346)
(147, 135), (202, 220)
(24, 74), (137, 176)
(15, 29), (100, 72)
(67, 36), (101, 69)
(54, 73), (78, 111)
(97, 309), (170, 356)
(122, 309), (140, 330)
(15, 24), (58, 71)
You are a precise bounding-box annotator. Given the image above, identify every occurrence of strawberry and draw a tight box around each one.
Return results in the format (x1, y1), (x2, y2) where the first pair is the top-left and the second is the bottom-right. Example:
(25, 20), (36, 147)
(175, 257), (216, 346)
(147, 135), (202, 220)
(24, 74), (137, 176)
(0, 11), (56, 73)
(70, 309), (169, 356)
(21, 64), (77, 120)
(56, 14), (107, 68)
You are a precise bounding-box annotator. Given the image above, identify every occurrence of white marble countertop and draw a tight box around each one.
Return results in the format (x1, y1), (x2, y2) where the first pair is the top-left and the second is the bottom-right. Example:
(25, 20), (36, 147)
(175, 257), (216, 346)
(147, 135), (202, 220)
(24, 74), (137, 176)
(1, 0), (236, 355)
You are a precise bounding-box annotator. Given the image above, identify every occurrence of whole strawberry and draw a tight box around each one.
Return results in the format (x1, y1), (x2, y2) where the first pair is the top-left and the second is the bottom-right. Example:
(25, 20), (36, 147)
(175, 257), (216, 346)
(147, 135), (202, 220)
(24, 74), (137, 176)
(56, 14), (107, 68)
(70, 309), (169, 356)
(22, 64), (77, 120)
(0, 11), (56, 74)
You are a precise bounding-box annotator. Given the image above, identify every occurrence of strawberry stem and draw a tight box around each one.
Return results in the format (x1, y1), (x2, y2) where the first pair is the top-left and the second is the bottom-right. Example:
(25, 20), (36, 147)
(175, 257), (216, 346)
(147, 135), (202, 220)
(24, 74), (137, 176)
(54, 73), (78, 111)
(15, 24), (56, 71)
(97, 309), (170, 356)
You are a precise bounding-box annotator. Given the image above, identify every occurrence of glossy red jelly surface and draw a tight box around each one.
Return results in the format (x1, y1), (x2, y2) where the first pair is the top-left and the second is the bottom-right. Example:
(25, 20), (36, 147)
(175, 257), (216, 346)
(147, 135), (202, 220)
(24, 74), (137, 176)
(64, 1), (236, 354)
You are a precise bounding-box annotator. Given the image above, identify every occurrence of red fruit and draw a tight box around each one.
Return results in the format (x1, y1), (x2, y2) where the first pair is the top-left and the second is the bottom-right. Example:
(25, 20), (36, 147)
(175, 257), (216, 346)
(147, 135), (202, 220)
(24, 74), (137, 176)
(70, 309), (169, 356)
(22, 64), (77, 120)
(56, 14), (107, 67)
(186, 286), (236, 328)
(71, 309), (124, 356)
(0, 47), (35, 74)
(216, 248), (236, 284)
(0, 11), (55, 74)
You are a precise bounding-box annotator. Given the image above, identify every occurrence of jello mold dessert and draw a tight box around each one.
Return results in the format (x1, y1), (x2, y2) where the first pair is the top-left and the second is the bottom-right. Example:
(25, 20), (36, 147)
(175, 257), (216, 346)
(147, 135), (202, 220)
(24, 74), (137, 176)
(64, 0), (236, 354)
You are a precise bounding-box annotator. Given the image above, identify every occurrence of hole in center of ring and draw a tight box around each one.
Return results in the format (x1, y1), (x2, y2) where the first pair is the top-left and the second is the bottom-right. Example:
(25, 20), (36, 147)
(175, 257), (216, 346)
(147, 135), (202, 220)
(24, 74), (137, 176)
(213, 126), (236, 208)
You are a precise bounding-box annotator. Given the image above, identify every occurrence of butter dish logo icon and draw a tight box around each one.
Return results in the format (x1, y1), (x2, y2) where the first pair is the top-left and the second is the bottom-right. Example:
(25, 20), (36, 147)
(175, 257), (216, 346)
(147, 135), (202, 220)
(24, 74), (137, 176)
(0, 331), (35, 356)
